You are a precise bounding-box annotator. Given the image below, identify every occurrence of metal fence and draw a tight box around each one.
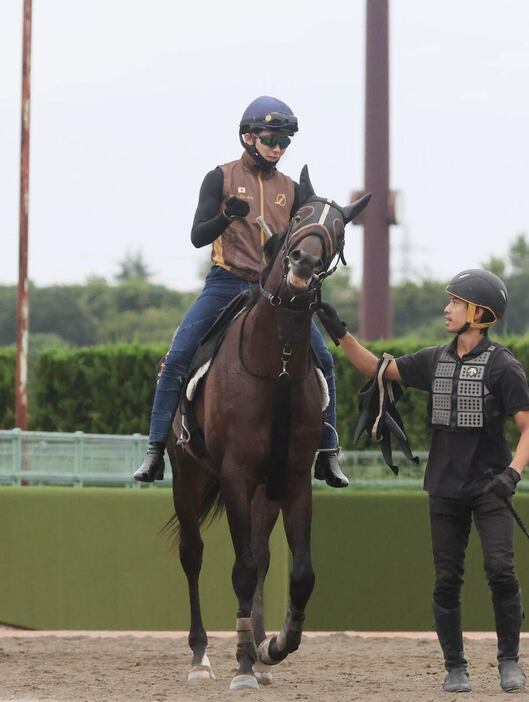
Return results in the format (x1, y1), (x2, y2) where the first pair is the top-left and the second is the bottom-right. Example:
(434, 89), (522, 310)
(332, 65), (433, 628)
(0, 428), (427, 489)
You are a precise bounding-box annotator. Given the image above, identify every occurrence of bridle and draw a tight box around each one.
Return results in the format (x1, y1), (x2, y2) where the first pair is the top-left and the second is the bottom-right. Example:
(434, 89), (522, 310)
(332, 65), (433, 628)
(258, 197), (346, 312)
(242, 198), (347, 381)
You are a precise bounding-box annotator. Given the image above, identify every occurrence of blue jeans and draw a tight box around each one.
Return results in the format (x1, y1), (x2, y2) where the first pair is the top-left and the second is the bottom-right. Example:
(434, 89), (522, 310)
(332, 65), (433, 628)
(149, 266), (338, 449)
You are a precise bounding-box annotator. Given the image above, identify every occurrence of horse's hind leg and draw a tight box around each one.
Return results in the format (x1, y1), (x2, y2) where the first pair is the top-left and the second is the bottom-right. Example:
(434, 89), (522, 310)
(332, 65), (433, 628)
(172, 462), (215, 681)
(258, 477), (315, 665)
(223, 473), (260, 690)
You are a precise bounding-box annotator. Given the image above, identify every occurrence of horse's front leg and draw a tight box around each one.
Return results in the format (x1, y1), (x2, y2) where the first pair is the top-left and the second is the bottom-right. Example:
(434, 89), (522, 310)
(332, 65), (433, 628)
(258, 475), (315, 665)
(222, 471), (260, 690)
(251, 484), (281, 686)
(251, 484), (281, 645)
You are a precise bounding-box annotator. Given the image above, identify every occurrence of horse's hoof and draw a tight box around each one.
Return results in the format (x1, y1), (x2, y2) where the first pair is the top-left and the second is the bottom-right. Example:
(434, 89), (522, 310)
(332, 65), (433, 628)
(188, 666), (216, 681)
(188, 654), (215, 681)
(229, 674), (259, 690)
(254, 663), (273, 686)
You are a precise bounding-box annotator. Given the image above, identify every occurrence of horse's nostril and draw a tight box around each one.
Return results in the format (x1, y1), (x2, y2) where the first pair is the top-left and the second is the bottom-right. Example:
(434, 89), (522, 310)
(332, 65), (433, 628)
(289, 251), (302, 263)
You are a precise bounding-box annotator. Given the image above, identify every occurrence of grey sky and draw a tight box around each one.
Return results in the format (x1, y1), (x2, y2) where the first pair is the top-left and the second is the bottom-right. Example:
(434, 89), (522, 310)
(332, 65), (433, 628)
(1, 0), (528, 292)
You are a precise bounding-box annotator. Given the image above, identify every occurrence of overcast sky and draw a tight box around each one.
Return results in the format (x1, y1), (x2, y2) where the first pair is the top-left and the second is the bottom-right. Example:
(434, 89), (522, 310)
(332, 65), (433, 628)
(1, 0), (528, 292)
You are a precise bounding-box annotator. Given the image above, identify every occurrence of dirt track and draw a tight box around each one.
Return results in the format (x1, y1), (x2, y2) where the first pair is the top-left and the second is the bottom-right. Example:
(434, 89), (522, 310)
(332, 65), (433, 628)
(0, 632), (525, 701)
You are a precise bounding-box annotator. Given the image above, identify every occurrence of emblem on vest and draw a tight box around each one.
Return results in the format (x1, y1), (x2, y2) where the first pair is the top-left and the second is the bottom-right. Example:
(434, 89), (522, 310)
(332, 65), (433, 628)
(274, 193), (287, 206)
(235, 187), (253, 201)
(431, 346), (496, 430)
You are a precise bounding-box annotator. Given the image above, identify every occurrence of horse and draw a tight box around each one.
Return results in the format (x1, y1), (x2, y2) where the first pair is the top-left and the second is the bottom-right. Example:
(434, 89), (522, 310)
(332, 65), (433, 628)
(166, 166), (370, 690)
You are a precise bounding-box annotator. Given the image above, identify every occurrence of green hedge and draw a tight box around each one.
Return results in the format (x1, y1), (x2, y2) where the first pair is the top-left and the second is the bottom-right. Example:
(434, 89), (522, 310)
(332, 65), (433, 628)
(31, 344), (167, 433)
(0, 349), (15, 429)
(4, 335), (528, 447)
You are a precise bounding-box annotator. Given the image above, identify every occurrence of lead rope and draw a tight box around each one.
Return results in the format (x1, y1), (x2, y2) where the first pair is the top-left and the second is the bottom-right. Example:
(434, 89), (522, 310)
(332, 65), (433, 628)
(371, 353), (394, 440)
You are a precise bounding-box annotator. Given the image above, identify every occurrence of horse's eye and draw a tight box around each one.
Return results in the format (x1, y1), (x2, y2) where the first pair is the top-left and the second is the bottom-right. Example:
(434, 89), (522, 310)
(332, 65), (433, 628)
(294, 215), (301, 223)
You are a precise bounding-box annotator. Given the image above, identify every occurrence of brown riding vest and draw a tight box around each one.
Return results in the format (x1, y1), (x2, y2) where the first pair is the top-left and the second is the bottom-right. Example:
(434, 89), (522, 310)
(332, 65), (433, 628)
(212, 152), (295, 282)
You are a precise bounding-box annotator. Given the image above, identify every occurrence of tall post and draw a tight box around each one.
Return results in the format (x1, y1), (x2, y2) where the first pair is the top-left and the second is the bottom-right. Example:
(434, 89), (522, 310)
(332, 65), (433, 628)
(360, 0), (391, 339)
(15, 0), (33, 429)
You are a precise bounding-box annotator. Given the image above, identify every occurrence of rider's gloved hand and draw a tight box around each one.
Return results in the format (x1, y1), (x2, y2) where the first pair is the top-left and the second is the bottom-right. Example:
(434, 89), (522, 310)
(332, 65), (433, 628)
(485, 466), (521, 500)
(224, 196), (250, 220)
(317, 302), (348, 346)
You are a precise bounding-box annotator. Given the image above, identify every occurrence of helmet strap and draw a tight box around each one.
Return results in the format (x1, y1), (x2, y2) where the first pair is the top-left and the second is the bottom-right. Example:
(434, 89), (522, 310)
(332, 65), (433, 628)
(466, 302), (494, 330)
(239, 133), (276, 173)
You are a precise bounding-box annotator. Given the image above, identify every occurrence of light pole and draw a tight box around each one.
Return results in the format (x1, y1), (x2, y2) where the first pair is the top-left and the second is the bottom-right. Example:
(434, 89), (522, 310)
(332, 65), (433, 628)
(352, 0), (401, 340)
(15, 0), (33, 429)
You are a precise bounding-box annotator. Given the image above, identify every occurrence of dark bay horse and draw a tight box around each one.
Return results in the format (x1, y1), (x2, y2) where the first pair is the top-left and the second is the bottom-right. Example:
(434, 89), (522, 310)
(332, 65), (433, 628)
(167, 166), (370, 690)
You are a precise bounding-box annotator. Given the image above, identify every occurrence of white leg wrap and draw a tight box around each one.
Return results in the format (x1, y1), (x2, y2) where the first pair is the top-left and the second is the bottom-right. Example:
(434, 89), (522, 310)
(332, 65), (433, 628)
(236, 617), (255, 645)
(257, 636), (277, 666)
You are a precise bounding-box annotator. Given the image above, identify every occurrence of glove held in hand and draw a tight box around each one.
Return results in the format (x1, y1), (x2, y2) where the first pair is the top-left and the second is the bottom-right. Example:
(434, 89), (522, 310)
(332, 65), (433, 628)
(485, 466), (521, 500)
(317, 302), (347, 346)
(224, 196), (250, 219)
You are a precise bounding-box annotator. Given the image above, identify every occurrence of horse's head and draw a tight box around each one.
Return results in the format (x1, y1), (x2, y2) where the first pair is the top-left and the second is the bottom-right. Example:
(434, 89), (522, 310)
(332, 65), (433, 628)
(261, 165), (371, 310)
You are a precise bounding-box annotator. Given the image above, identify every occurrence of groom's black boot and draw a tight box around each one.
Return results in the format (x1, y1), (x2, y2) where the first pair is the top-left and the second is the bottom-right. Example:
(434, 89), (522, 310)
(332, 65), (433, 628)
(493, 591), (526, 692)
(433, 602), (471, 693)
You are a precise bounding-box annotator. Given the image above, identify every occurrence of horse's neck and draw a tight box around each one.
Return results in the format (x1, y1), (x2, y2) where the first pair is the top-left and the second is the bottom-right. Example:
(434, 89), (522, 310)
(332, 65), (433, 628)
(243, 296), (313, 378)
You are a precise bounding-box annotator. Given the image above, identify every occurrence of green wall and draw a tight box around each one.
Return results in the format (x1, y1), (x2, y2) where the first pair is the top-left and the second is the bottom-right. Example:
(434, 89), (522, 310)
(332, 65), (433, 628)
(1, 487), (529, 632)
(306, 492), (529, 631)
(0, 487), (288, 631)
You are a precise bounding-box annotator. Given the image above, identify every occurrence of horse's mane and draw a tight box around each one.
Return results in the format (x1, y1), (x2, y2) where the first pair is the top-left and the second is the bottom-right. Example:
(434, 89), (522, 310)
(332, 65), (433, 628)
(260, 231), (287, 285)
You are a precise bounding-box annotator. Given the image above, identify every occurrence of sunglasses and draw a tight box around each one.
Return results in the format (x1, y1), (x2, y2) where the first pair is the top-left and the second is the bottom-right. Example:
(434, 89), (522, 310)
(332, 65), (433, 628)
(257, 134), (291, 149)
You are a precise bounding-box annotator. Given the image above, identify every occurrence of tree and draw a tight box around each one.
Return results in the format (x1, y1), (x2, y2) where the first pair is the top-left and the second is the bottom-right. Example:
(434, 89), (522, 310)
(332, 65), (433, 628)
(392, 280), (446, 338)
(480, 255), (506, 278)
(509, 233), (529, 275)
(115, 251), (152, 283)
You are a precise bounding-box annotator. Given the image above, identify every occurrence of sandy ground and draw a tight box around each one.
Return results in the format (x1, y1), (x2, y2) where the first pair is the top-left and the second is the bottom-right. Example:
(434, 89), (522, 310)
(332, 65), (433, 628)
(0, 631), (526, 702)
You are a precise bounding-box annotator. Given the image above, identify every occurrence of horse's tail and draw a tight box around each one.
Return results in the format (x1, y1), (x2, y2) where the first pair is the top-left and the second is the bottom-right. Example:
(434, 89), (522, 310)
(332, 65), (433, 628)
(161, 475), (224, 546)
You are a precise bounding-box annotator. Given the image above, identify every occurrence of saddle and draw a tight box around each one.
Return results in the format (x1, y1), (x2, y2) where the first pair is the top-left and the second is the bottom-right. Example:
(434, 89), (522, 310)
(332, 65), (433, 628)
(177, 289), (256, 457)
(352, 353), (418, 475)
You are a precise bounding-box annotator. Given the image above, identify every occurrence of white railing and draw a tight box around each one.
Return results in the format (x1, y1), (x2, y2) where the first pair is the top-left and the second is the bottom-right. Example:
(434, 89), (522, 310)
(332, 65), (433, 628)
(0, 429), (430, 488)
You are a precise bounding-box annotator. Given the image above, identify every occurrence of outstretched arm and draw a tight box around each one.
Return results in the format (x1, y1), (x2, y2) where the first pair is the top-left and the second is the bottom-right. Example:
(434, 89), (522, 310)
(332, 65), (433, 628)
(317, 303), (401, 381)
(339, 333), (401, 381)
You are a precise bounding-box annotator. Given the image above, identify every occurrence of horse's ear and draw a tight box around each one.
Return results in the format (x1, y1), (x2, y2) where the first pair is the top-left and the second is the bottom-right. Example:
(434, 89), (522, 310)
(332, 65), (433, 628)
(298, 164), (316, 205)
(342, 193), (372, 224)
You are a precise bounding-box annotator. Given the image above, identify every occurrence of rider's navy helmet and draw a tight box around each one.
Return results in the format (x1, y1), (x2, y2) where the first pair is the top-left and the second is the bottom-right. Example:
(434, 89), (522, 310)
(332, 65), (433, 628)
(239, 96), (298, 136)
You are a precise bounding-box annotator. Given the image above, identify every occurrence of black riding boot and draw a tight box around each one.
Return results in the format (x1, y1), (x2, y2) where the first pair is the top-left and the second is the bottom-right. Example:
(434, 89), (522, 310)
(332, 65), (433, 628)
(314, 448), (349, 488)
(493, 590), (526, 692)
(433, 602), (471, 693)
(133, 443), (165, 482)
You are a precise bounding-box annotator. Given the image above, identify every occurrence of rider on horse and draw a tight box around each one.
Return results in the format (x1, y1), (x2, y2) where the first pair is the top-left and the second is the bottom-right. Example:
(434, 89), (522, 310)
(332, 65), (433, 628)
(134, 96), (348, 488)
